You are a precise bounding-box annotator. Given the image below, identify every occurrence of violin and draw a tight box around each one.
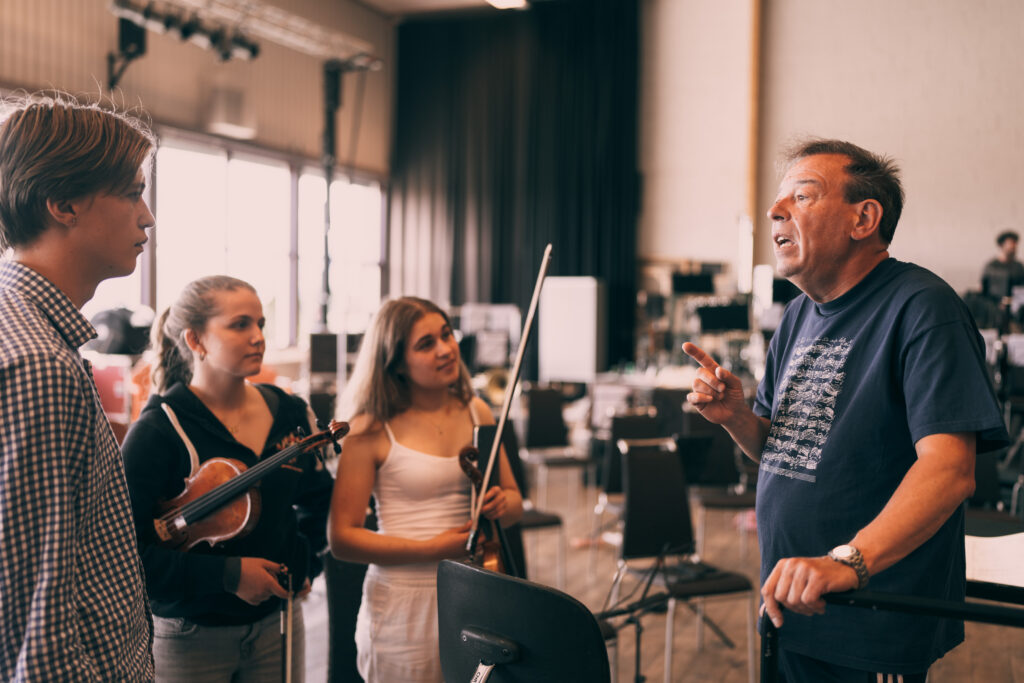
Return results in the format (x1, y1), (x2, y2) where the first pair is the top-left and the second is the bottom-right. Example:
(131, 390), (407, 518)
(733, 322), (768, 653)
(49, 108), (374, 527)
(465, 244), (552, 569)
(153, 420), (349, 549)
(458, 443), (508, 574)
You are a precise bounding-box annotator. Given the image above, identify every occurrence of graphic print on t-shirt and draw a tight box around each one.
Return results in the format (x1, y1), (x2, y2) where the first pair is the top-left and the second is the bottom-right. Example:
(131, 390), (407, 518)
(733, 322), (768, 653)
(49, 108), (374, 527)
(760, 336), (851, 482)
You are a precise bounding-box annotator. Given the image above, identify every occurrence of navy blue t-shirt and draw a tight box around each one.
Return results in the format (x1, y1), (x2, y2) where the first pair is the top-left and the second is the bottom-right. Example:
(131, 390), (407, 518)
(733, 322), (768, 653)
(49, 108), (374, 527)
(754, 258), (1008, 673)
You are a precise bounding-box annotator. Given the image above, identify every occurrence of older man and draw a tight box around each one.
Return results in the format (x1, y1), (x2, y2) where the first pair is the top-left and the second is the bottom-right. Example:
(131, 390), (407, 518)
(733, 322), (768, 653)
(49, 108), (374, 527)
(685, 139), (1007, 681)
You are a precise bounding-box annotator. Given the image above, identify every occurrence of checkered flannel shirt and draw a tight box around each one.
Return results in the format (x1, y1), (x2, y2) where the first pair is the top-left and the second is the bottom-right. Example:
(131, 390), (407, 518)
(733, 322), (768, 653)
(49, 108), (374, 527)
(0, 261), (154, 681)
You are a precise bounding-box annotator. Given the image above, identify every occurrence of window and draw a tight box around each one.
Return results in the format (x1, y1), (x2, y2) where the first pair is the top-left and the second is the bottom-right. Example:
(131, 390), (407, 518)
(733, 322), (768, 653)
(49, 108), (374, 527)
(154, 139), (292, 349)
(3, 126), (383, 354)
(153, 136), (383, 351)
(298, 172), (383, 341)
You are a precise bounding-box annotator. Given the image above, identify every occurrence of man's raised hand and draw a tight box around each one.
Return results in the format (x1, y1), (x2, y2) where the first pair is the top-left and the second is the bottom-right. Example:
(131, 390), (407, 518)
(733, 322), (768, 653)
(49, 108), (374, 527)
(682, 342), (748, 425)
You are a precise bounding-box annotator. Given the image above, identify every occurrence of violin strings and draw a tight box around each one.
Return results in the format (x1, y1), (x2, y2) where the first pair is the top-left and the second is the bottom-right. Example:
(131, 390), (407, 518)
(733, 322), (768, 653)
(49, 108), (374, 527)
(171, 437), (318, 523)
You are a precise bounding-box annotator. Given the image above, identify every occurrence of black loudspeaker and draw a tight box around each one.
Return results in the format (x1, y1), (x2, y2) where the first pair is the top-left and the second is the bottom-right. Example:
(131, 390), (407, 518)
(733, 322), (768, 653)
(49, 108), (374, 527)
(308, 393), (336, 425)
(310, 333), (339, 373)
(309, 333), (339, 424)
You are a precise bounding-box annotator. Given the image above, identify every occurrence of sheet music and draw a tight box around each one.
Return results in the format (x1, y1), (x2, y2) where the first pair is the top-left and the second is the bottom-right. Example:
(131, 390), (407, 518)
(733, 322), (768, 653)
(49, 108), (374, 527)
(966, 532), (1024, 588)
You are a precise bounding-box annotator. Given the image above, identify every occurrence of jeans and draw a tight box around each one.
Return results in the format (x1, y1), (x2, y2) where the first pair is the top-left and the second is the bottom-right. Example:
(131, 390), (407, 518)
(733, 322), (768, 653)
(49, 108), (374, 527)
(153, 607), (305, 682)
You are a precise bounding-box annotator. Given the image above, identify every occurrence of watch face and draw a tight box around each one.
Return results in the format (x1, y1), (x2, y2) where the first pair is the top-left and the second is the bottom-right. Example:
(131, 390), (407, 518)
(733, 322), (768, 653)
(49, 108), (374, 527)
(833, 545), (854, 559)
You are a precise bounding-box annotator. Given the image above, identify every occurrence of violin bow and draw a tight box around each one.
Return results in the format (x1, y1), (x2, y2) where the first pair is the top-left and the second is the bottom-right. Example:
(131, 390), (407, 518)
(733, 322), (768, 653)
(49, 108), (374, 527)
(280, 570), (293, 683)
(468, 243), (553, 545)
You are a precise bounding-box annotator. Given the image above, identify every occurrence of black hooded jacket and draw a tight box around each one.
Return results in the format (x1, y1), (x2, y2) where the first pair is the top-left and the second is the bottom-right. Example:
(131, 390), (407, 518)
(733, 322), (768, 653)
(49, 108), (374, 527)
(122, 382), (333, 625)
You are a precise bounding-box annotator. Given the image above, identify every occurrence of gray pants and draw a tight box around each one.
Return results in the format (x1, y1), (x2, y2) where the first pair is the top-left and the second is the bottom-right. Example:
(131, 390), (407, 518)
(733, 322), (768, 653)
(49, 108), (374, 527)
(153, 607), (305, 682)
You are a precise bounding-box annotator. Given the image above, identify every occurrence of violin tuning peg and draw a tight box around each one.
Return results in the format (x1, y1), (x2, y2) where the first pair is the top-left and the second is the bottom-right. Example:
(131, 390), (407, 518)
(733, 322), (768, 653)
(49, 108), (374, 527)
(296, 425), (308, 437)
(332, 443), (341, 455)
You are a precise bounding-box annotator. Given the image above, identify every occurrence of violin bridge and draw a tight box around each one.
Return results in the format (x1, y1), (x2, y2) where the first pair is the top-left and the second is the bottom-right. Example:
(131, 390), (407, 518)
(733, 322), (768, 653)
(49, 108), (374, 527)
(154, 515), (188, 542)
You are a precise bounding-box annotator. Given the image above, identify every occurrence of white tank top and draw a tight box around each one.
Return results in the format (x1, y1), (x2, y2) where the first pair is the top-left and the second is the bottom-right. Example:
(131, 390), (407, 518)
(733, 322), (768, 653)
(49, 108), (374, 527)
(370, 404), (478, 579)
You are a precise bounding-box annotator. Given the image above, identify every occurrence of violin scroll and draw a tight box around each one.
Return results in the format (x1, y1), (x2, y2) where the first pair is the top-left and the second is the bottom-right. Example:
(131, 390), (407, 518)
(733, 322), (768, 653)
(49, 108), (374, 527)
(458, 445), (484, 491)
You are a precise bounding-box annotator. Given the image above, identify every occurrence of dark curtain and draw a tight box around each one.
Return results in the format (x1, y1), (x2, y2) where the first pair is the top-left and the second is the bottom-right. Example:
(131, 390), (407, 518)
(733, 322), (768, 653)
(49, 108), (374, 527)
(388, 0), (640, 371)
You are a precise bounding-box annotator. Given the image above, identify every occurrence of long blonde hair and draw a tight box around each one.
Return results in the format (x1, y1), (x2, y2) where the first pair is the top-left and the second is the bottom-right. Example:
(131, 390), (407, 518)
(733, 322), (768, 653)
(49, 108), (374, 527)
(341, 297), (473, 422)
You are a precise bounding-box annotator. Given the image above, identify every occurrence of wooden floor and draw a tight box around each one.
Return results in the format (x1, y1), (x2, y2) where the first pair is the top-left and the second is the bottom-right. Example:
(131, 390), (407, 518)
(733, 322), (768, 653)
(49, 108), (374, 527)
(301, 470), (1024, 682)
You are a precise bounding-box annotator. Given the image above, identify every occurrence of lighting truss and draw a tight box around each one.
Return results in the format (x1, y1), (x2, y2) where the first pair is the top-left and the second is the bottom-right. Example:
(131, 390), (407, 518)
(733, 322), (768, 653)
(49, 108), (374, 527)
(110, 0), (375, 62)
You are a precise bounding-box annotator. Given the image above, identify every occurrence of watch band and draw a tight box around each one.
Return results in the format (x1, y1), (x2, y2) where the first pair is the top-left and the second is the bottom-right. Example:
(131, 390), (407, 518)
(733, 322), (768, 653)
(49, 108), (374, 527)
(828, 545), (869, 590)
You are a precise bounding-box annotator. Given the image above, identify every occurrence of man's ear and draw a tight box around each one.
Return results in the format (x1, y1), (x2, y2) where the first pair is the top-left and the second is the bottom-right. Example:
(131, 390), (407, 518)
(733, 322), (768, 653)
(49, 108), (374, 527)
(44, 198), (77, 228)
(850, 199), (883, 242)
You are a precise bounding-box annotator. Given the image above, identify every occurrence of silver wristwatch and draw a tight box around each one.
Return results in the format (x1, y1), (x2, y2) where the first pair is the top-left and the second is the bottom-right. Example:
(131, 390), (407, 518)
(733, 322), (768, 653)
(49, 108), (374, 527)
(828, 544), (869, 590)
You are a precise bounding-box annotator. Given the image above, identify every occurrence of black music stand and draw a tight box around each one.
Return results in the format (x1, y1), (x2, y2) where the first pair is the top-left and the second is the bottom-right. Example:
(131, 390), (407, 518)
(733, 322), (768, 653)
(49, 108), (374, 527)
(437, 559), (611, 683)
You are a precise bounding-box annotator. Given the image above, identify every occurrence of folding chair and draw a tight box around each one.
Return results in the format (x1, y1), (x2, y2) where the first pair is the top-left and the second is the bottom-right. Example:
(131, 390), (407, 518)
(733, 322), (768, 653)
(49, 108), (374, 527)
(519, 385), (592, 511)
(498, 424), (566, 589)
(605, 437), (756, 683)
(437, 559), (612, 683)
(677, 427), (758, 561)
(589, 408), (663, 574)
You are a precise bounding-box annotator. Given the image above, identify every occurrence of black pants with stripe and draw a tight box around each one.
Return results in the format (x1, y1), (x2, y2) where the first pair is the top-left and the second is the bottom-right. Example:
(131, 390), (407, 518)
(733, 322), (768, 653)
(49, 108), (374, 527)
(778, 648), (928, 683)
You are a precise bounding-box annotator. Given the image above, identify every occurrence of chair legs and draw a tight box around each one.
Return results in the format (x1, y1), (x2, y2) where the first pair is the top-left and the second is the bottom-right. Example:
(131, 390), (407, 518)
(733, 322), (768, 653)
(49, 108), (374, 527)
(664, 597), (676, 683)
(556, 524), (567, 590)
(606, 561), (627, 611)
(531, 460), (591, 514)
(522, 521), (567, 590)
(537, 464), (550, 509)
(661, 593), (756, 683)
(697, 504), (753, 562)
(607, 635), (619, 683)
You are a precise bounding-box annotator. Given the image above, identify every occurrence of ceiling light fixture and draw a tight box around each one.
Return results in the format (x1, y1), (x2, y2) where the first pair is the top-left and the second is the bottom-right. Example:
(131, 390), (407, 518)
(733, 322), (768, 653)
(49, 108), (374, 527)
(486, 0), (528, 9)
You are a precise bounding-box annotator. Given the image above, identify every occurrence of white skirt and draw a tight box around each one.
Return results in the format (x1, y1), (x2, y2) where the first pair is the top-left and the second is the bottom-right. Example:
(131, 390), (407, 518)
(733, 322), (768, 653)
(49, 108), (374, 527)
(355, 565), (443, 683)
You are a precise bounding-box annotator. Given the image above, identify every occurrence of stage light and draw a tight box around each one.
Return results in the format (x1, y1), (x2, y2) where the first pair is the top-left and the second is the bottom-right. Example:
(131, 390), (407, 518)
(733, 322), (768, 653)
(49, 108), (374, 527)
(177, 14), (200, 41)
(229, 34), (259, 61)
(141, 3), (167, 33)
(162, 13), (181, 35)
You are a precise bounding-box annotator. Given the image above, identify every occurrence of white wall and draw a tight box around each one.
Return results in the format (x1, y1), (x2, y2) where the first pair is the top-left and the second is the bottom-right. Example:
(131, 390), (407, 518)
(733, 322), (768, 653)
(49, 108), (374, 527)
(638, 0), (755, 274)
(0, 0), (394, 177)
(642, 0), (1024, 295)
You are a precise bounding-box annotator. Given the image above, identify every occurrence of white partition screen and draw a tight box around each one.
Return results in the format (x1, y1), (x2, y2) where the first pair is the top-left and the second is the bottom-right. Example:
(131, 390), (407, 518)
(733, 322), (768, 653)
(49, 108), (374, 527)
(538, 277), (607, 383)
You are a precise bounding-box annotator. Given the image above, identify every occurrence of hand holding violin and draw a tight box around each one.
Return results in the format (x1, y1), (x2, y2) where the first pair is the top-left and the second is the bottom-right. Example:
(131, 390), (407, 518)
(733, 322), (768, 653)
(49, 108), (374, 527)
(480, 485), (508, 521)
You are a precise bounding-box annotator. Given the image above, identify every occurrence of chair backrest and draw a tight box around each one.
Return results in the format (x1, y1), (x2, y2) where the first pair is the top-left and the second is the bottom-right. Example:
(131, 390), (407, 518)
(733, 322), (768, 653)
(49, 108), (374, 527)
(650, 387), (686, 437)
(677, 410), (748, 487)
(602, 409), (662, 495)
(523, 386), (570, 449)
(619, 437), (696, 560)
(675, 433), (733, 486)
(589, 382), (635, 433)
(437, 559), (611, 683)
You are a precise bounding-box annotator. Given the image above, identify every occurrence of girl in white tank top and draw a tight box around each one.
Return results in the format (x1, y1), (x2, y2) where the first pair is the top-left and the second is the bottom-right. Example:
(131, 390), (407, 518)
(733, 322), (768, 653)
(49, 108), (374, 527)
(328, 298), (523, 683)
